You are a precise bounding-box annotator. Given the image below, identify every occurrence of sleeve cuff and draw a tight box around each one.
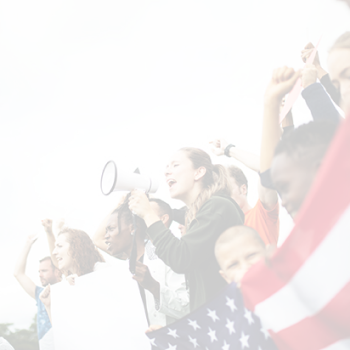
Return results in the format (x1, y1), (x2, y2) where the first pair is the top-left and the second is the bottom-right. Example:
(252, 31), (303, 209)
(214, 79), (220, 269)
(301, 82), (324, 99)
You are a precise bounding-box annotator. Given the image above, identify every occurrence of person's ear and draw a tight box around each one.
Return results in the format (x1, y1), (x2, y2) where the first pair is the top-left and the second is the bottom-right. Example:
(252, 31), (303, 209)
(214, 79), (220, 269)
(194, 166), (207, 181)
(128, 223), (134, 235)
(160, 214), (170, 227)
(219, 269), (230, 284)
(240, 184), (248, 196)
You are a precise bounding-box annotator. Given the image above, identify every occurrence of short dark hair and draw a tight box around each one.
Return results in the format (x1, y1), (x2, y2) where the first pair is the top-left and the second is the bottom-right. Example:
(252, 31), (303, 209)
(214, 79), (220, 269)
(39, 256), (57, 270)
(274, 121), (338, 160)
(149, 198), (173, 224)
(227, 165), (248, 192)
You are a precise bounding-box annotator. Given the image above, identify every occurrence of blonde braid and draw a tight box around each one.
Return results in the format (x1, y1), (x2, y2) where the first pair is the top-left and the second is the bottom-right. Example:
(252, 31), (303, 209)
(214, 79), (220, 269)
(180, 148), (232, 227)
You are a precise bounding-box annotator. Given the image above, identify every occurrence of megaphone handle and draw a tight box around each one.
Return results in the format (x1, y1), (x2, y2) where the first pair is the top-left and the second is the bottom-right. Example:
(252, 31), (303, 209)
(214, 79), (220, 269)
(129, 213), (138, 275)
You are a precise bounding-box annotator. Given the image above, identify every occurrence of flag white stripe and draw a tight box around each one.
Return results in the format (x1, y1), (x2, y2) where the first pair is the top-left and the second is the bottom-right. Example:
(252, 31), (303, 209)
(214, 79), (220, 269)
(320, 338), (350, 350)
(255, 204), (350, 332)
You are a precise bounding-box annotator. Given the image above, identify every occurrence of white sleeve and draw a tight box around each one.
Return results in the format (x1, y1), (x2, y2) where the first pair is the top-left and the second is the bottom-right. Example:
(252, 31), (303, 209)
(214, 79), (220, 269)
(0, 338), (15, 350)
(93, 262), (108, 271)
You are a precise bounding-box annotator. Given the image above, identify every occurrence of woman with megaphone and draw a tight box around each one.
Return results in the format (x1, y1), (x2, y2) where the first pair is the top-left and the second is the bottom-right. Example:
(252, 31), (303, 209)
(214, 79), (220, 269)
(128, 147), (244, 311)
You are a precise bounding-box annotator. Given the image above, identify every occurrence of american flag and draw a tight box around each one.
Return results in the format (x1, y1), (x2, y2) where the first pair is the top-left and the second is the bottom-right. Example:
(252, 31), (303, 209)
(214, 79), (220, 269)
(241, 117), (350, 350)
(146, 282), (278, 350)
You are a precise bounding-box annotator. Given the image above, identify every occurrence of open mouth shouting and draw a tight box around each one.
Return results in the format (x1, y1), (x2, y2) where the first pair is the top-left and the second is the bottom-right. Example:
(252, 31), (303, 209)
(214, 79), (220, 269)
(167, 179), (177, 189)
(55, 256), (64, 268)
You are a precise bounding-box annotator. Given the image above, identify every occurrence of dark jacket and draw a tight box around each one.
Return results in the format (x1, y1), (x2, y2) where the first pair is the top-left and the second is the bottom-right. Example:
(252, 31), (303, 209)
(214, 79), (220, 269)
(147, 195), (244, 311)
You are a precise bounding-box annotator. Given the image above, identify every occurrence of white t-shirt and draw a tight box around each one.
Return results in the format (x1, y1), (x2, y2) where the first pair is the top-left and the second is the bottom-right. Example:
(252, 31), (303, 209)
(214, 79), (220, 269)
(0, 338), (14, 350)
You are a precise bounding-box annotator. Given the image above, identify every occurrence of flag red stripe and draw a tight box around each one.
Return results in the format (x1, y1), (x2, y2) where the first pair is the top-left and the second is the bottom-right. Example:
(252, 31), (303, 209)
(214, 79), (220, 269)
(242, 116), (350, 308)
(270, 280), (350, 350)
(240, 256), (286, 310)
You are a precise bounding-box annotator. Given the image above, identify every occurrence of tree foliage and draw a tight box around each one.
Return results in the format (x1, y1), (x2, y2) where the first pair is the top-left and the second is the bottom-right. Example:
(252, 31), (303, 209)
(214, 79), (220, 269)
(0, 315), (39, 350)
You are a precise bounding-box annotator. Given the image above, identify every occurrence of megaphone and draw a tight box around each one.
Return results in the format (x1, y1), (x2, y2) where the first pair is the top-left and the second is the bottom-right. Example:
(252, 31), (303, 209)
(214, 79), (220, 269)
(100, 160), (159, 196)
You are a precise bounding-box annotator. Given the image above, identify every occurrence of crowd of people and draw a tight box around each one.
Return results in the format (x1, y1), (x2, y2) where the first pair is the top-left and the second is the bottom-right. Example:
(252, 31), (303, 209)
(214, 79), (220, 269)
(7, 17), (350, 350)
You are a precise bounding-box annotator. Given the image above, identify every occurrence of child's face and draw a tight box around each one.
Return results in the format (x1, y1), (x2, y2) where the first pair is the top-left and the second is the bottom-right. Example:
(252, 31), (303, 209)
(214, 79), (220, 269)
(218, 235), (265, 286)
(271, 152), (318, 220)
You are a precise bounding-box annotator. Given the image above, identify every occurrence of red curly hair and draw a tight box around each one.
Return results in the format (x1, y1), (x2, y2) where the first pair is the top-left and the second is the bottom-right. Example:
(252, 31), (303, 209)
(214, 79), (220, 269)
(58, 228), (104, 276)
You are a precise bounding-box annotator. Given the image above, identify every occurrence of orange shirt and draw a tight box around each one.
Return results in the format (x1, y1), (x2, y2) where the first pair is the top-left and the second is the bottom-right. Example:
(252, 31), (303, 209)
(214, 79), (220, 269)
(244, 199), (279, 246)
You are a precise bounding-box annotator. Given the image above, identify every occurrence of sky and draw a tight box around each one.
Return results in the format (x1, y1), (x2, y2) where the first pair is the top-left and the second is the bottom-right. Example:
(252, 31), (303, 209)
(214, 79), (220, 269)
(1, 0), (350, 329)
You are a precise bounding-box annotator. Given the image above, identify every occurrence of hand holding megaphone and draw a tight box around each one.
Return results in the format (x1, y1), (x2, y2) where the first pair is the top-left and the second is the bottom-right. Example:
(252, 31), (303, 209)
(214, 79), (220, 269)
(128, 189), (154, 220)
(100, 160), (159, 195)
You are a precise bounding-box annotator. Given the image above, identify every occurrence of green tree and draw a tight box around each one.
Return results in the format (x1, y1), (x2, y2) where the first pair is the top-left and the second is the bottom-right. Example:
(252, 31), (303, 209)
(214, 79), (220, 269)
(0, 315), (39, 350)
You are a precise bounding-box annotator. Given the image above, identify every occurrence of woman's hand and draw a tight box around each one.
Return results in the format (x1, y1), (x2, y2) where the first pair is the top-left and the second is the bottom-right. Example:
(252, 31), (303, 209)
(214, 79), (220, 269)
(128, 190), (160, 227)
(55, 218), (66, 233)
(209, 138), (229, 157)
(264, 66), (301, 102)
(128, 190), (152, 219)
(41, 218), (53, 233)
(301, 64), (318, 88)
(66, 274), (78, 286)
(39, 285), (51, 308)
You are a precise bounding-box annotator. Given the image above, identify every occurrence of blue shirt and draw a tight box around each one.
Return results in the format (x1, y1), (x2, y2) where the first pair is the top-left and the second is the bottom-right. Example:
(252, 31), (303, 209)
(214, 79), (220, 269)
(35, 286), (52, 341)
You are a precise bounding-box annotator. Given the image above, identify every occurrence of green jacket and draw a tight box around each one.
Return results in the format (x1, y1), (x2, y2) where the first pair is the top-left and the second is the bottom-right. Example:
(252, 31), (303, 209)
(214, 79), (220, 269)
(147, 195), (244, 311)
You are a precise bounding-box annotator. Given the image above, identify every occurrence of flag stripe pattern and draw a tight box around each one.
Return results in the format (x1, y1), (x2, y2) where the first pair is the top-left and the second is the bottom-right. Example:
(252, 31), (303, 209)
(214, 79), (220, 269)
(241, 116), (350, 350)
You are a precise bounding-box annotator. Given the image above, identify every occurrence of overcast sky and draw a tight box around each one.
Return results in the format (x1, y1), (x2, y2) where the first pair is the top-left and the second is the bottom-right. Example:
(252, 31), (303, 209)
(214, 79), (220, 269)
(1, 0), (349, 329)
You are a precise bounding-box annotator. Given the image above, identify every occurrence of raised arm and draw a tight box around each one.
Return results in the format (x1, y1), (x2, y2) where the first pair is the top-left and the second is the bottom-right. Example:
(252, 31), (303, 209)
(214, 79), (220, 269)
(301, 43), (328, 79)
(260, 67), (301, 173)
(210, 138), (278, 210)
(301, 42), (341, 106)
(13, 235), (38, 299)
(301, 64), (340, 123)
(41, 219), (58, 268)
(210, 138), (260, 173)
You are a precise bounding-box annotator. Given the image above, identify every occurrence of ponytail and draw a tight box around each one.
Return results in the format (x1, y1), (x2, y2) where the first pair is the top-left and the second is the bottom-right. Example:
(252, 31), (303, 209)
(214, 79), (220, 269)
(180, 148), (232, 226)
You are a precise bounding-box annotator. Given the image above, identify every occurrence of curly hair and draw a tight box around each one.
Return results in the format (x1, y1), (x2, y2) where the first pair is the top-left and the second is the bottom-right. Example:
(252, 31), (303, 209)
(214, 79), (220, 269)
(58, 228), (105, 276)
(180, 147), (232, 226)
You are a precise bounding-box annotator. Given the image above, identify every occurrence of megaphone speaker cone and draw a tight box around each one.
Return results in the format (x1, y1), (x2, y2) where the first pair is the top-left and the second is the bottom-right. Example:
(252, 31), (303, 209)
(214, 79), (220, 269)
(100, 160), (117, 196)
(100, 161), (160, 195)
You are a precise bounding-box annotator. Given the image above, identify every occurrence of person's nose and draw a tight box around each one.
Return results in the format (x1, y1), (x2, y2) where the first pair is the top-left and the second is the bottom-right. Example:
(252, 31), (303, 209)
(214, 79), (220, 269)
(165, 165), (172, 177)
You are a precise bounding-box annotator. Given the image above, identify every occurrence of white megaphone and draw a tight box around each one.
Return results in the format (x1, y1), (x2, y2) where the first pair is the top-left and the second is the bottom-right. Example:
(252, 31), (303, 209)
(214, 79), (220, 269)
(100, 160), (159, 195)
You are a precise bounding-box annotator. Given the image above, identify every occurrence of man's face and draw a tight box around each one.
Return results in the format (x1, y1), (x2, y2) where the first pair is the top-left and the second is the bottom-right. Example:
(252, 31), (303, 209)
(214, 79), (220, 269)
(104, 214), (133, 257)
(150, 202), (170, 229)
(229, 177), (247, 210)
(271, 152), (319, 220)
(38, 260), (57, 287)
(218, 235), (265, 286)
